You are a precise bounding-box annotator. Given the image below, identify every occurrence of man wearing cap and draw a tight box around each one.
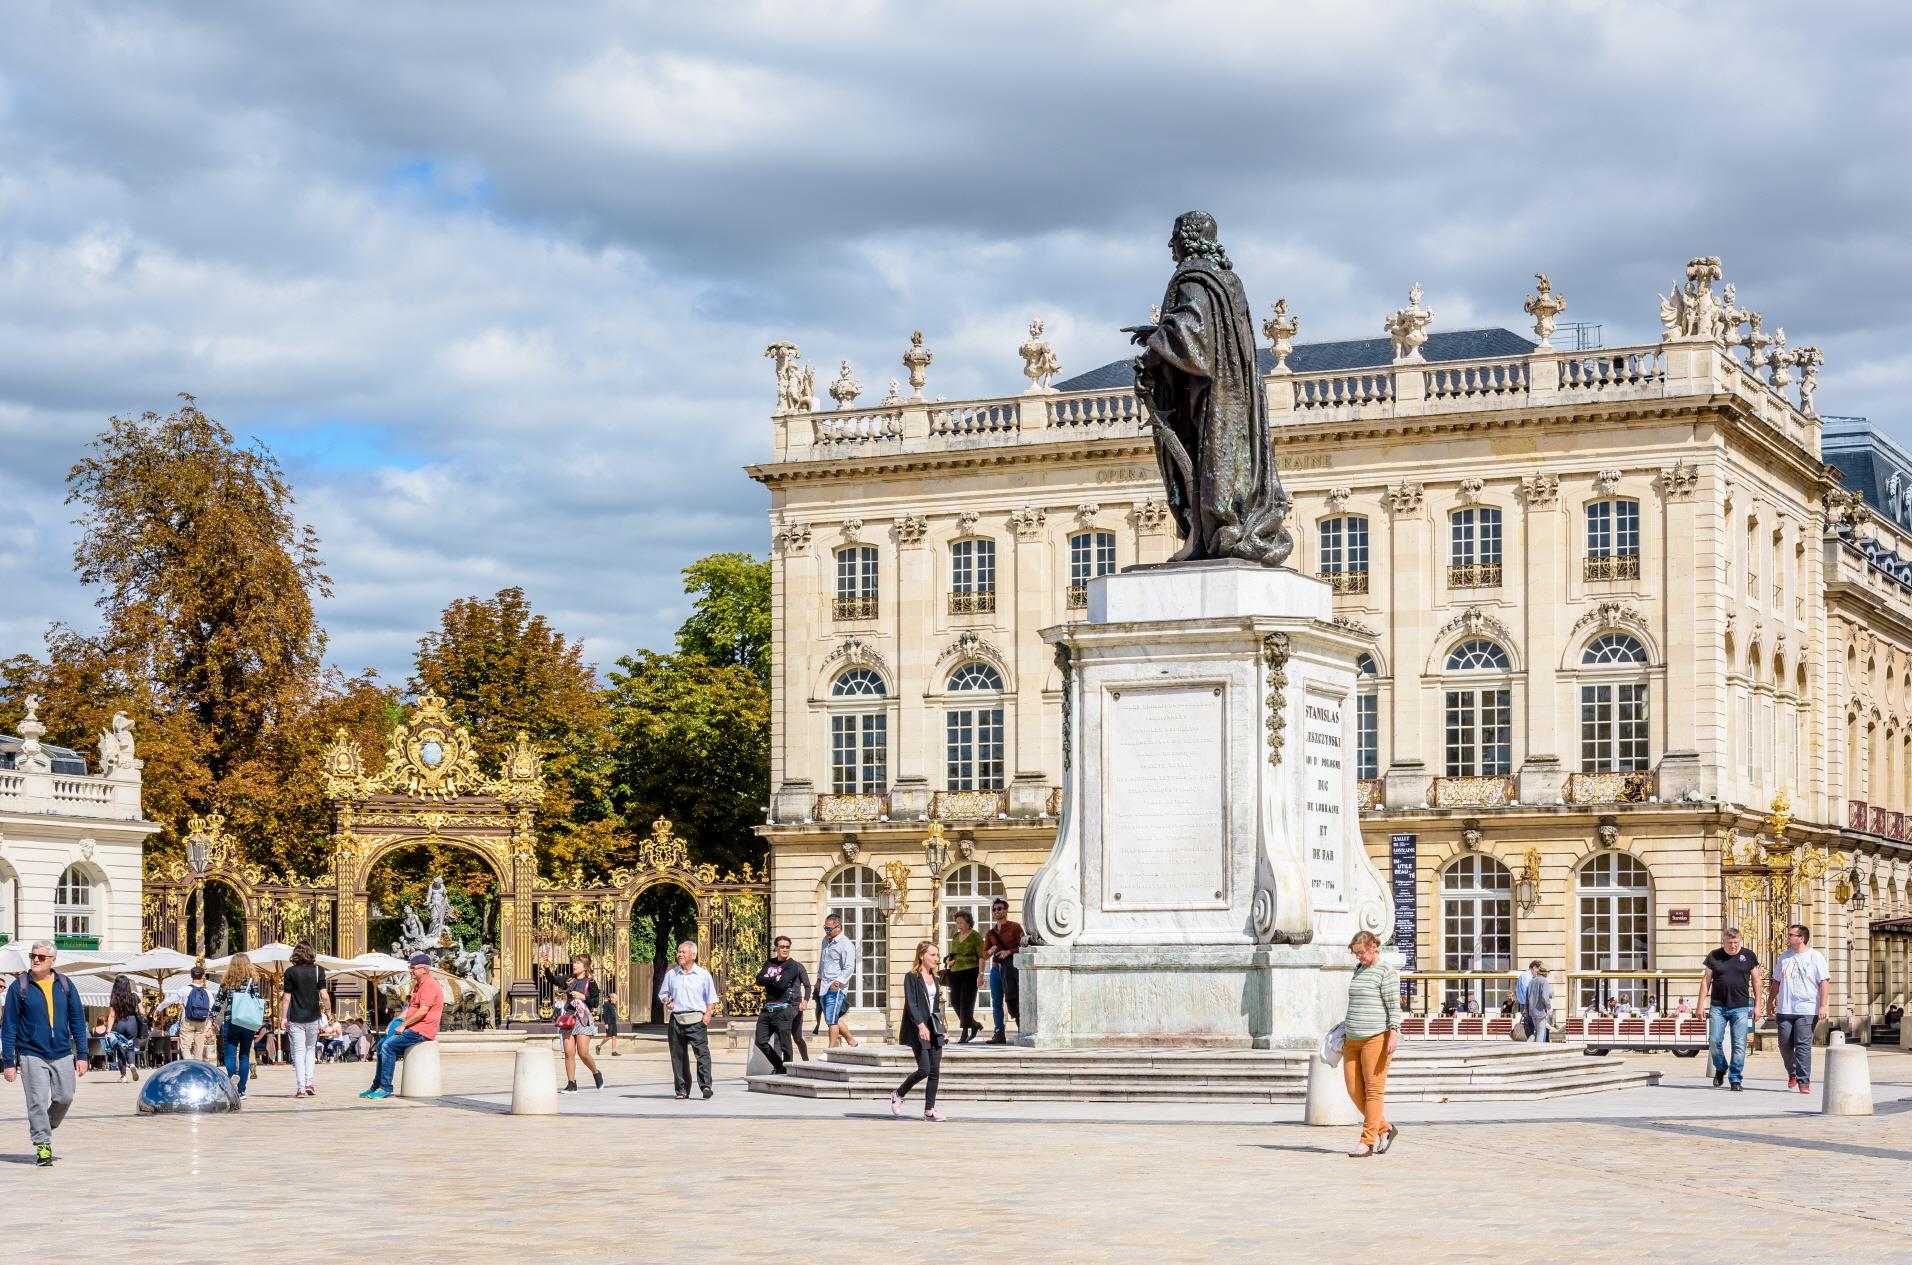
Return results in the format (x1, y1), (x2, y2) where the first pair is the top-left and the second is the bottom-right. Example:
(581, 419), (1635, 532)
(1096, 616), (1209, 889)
(360, 954), (443, 1101)
(1521, 963), (1555, 1044)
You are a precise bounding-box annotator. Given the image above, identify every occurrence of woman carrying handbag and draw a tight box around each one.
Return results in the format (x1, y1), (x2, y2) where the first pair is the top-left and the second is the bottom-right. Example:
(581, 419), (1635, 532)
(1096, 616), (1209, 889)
(889, 941), (948, 1122)
(215, 952), (265, 1098)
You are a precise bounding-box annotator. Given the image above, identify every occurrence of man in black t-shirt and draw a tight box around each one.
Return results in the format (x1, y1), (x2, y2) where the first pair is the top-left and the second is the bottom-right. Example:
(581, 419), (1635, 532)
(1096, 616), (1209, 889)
(752, 937), (811, 1076)
(1699, 927), (1762, 1090)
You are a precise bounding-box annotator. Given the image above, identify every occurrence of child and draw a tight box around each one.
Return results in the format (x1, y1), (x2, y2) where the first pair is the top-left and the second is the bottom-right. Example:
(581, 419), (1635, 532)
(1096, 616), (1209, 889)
(595, 989), (621, 1056)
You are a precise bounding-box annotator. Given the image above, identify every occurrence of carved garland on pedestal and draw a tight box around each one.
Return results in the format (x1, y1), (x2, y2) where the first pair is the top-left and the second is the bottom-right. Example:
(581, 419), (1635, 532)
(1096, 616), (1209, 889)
(1262, 633), (1291, 767)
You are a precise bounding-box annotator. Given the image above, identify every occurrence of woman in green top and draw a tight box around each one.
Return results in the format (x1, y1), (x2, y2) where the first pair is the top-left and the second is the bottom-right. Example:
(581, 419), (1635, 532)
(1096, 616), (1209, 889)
(946, 911), (987, 1043)
(1342, 930), (1401, 1158)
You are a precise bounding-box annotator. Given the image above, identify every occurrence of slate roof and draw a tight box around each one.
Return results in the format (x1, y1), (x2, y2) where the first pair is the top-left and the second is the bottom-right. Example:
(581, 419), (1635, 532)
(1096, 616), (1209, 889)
(1051, 327), (1538, 394)
(1824, 416), (1912, 528)
(0, 734), (89, 776)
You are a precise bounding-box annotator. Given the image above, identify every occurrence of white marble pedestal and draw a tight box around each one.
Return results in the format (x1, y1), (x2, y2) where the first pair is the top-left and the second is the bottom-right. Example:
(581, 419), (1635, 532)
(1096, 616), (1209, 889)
(1019, 561), (1393, 1049)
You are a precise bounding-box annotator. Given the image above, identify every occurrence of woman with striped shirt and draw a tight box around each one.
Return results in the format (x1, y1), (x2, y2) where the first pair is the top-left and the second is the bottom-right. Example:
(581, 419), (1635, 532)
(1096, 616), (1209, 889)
(1342, 930), (1401, 1158)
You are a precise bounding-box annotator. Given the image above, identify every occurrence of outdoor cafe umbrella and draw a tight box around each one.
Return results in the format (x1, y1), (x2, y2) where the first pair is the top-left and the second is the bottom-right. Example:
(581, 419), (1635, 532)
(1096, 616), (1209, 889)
(68, 946), (199, 991)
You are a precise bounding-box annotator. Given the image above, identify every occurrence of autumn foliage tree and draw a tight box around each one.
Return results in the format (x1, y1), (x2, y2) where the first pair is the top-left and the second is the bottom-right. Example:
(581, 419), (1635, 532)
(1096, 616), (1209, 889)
(0, 397), (391, 876)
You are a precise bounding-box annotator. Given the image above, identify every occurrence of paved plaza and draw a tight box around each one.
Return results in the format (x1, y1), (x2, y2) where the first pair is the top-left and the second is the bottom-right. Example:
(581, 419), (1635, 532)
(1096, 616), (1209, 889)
(9, 1039), (1912, 1262)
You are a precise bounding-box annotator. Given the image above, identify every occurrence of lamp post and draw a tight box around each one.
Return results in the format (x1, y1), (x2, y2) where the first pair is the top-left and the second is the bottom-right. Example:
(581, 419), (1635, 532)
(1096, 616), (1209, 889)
(1723, 792), (1841, 976)
(1514, 847), (1541, 914)
(184, 812), (220, 962)
(922, 822), (953, 946)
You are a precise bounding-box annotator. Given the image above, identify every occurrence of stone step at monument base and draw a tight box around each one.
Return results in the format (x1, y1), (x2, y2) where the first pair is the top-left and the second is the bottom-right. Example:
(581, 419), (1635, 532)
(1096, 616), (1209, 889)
(746, 1042), (1659, 1102)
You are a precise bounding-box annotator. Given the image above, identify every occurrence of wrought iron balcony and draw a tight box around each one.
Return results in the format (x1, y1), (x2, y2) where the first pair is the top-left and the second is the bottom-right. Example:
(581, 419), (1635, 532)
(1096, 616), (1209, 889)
(1065, 584), (1088, 609)
(932, 789), (1007, 819)
(948, 590), (996, 615)
(833, 594), (878, 621)
(816, 793), (888, 823)
(1447, 561), (1503, 589)
(1583, 553), (1641, 581)
(1431, 774), (1515, 808)
(1320, 569), (1370, 595)
(1565, 770), (1655, 804)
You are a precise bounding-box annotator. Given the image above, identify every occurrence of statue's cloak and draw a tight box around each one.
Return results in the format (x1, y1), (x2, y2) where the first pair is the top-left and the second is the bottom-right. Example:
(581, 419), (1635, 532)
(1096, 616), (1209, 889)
(1138, 257), (1292, 565)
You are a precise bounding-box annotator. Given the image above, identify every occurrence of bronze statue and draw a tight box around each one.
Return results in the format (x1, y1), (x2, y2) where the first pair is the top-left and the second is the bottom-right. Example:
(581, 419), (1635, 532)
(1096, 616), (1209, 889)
(1128, 212), (1292, 566)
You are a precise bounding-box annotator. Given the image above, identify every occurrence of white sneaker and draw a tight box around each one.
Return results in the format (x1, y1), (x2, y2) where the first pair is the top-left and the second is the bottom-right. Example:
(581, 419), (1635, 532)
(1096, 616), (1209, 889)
(889, 1092), (902, 1117)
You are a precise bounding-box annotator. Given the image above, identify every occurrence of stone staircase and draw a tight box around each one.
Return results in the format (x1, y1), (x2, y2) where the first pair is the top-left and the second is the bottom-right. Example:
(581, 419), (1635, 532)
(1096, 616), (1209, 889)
(746, 1041), (1659, 1103)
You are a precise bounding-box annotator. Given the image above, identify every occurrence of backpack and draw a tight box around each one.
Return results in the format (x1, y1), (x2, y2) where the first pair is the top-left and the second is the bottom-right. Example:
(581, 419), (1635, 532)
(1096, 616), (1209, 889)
(185, 985), (212, 1022)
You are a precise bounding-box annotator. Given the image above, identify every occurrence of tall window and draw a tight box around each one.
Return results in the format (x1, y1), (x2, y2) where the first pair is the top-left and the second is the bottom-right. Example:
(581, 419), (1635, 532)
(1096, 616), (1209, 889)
(1441, 855), (1512, 1013)
(945, 663), (1006, 791)
(1449, 507), (1503, 588)
(826, 866), (887, 1010)
(950, 539), (997, 614)
(829, 669), (888, 794)
(1356, 652), (1380, 780)
(1580, 634), (1650, 773)
(1067, 531), (1117, 608)
(834, 546), (879, 620)
(1576, 852), (1651, 1008)
(1444, 640), (1511, 776)
(54, 865), (94, 940)
(1317, 515), (1370, 594)
(1584, 499), (1641, 580)
(944, 863), (1007, 1013)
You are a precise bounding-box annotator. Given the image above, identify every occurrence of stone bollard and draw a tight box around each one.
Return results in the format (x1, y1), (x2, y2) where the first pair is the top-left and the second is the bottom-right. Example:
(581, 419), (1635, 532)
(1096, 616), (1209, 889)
(1821, 1031), (1874, 1116)
(396, 1040), (443, 1099)
(511, 1047), (559, 1115)
(1304, 1055), (1362, 1127)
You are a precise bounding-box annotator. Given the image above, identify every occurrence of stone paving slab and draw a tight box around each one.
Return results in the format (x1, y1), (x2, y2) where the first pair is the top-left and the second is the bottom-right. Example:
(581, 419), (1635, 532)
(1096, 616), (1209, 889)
(5, 1045), (1910, 1263)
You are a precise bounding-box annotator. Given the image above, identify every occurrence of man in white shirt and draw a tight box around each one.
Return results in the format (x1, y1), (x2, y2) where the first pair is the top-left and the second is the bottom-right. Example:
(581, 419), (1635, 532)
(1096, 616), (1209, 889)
(1768, 923), (1830, 1093)
(656, 941), (719, 1100)
(816, 915), (860, 1049)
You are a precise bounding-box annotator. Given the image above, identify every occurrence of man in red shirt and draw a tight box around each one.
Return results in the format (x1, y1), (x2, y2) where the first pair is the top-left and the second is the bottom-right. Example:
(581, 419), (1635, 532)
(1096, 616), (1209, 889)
(361, 954), (443, 1101)
(985, 899), (1024, 1044)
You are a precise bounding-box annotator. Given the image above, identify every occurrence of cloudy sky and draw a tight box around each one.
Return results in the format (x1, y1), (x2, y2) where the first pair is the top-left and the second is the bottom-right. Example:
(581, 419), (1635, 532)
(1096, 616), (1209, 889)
(3, 1), (1907, 681)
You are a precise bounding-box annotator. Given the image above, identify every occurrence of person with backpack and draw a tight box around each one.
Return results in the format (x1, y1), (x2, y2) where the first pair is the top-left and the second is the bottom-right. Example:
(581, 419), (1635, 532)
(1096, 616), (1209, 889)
(214, 953), (265, 1098)
(2, 940), (89, 1166)
(168, 966), (217, 1062)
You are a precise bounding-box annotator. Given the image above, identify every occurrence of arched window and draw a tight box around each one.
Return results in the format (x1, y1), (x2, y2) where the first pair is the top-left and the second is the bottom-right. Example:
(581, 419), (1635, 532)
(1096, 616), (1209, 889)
(950, 538), (996, 614)
(830, 671), (887, 795)
(946, 663), (1005, 790)
(834, 546), (879, 620)
(826, 866), (888, 1011)
(1580, 635), (1650, 773)
(1447, 640), (1510, 671)
(1585, 498), (1641, 580)
(943, 862), (1008, 1016)
(1576, 852), (1651, 1008)
(1066, 531), (1117, 608)
(54, 864), (95, 942)
(1441, 855), (1512, 1012)
(1449, 507), (1503, 588)
(1356, 653), (1380, 781)
(830, 668), (886, 697)
(1317, 515), (1370, 594)
(1582, 634), (1647, 665)
(1443, 641), (1511, 776)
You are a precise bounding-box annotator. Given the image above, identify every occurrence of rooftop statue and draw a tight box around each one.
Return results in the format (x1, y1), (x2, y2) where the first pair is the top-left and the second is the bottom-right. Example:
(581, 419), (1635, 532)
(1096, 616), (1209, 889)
(1127, 211), (1293, 566)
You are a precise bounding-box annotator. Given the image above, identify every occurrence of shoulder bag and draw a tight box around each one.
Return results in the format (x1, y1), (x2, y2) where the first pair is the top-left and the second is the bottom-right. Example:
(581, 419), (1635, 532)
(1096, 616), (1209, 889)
(229, 986), (266, 1032)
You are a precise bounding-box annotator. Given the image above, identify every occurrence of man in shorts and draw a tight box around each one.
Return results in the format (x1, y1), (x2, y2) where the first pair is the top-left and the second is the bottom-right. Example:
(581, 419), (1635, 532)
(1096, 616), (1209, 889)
(817, 914), (859, 1048)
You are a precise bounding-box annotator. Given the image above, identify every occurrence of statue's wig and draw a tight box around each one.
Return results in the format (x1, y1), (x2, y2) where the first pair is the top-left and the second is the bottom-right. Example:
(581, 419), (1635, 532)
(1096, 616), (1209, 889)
(1174, 211), (1231, 270)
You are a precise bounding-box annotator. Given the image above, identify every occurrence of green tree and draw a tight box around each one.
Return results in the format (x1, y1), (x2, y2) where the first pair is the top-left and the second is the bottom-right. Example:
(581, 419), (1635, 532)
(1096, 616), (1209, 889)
(410, 586), (613, 875)
(675, 552), (771, 688)
(605, 649), (769, 877)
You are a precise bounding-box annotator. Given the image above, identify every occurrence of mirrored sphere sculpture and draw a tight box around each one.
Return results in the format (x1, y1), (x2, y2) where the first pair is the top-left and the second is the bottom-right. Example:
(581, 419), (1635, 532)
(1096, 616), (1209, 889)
(136, 1059), (241, 1114)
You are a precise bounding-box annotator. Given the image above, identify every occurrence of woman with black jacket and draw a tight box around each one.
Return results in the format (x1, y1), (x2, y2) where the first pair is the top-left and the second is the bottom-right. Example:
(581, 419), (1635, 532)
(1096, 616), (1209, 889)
(540, 950), (604, 1093)
(889, 941), (947, 1122)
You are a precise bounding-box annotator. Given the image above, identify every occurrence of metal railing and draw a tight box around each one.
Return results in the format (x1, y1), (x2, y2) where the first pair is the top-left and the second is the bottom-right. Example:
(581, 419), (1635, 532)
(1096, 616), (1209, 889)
(1431, 774), (1515, 808)
(833, 594), (878, 621)
(1065, 584), (1088, 609)
(1320, 569), (1370, 595)
(1583, 553), (1641, 581)
(948, 590), (996, 615)
(1447, 561), (1502, 588)
(1565, 769), (1655, 804)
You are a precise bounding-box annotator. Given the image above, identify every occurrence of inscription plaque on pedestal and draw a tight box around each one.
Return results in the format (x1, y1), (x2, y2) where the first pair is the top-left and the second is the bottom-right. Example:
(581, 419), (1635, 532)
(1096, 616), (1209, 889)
(1303, 690), (1346, 909)
(1104, 685), (1227, 909)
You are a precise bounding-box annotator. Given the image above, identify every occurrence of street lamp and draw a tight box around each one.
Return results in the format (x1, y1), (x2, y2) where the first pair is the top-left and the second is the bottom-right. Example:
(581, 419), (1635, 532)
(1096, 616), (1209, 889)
(1515, 847), (1541, 914)
(922, 822), (954, 947)
(184, 812), (221, 962)
(878, 859), (911, 921)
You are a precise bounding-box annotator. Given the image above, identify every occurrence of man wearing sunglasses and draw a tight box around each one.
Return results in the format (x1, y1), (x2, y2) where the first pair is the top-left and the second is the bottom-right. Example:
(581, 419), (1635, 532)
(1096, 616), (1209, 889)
(2, 941), (89, 1167)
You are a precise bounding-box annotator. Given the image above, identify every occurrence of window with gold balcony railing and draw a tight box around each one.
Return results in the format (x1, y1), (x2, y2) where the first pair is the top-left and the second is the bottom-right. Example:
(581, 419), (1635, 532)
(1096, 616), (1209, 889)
(1447, 561), (1502, 589)
(949, 590), (996, 615)
(1564, 770), (1655, 804)
(1583, 554), (1640, 581)
(1430, 774), (1515, 808)
(1065, 584), (1089, 609)
(833, 594), (878, 621)
(1320, 569), (1369, 595)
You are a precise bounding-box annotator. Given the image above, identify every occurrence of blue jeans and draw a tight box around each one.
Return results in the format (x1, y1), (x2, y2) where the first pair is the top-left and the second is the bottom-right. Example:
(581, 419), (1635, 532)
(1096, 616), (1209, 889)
(372, 1029), (428, 1093)
(1776, 1013), (1816, 1085)
(989, 963), (1020, 1034)
(222, 1026), (253, 1093)
(1708, 1006), (1753, 1082)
